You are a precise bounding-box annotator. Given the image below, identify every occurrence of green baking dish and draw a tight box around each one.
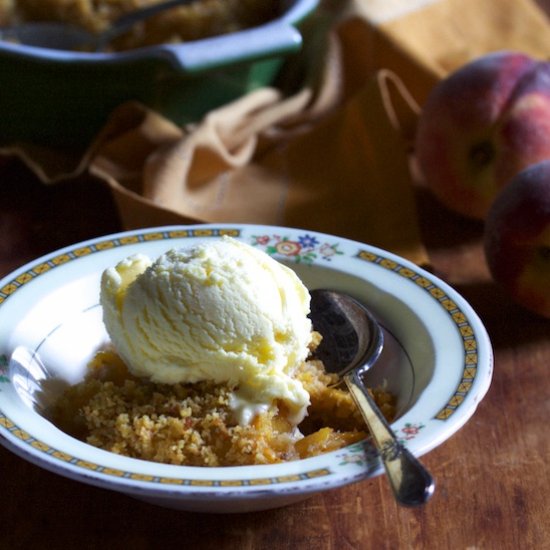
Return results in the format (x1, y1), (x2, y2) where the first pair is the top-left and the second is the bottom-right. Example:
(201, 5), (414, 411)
(0, 0), (319, 149)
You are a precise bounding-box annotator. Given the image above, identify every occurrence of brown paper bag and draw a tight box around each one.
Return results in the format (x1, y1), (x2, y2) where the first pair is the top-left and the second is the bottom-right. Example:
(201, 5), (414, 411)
(345, 0), (550, 104)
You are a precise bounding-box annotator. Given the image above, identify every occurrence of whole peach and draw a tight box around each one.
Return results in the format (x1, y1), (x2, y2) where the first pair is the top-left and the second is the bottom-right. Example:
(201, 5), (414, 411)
(484, 160), (550, 318)
(415, 51), (550, 219)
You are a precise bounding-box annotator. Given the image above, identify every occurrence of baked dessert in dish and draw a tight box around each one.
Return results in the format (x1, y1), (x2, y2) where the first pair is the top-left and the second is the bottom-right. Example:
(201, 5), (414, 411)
(48, 237), (395, 466)
(0, 0), (281, 50)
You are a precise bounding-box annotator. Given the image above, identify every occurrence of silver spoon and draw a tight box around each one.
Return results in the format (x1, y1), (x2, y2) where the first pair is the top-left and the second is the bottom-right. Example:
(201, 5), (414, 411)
(309, 289), (435, 507)
(0, 0), (194, 51)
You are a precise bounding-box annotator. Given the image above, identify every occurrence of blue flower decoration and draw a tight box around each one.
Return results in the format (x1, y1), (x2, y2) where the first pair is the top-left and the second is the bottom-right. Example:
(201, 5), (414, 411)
(298, 234), (319, 249)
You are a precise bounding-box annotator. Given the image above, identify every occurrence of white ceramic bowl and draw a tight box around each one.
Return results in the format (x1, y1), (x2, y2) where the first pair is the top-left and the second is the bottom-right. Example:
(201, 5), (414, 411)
(0, 224), (493, 512)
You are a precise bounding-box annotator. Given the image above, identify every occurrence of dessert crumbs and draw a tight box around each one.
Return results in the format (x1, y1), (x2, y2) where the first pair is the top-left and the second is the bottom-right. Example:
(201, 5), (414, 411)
(48, 335), (396, 467)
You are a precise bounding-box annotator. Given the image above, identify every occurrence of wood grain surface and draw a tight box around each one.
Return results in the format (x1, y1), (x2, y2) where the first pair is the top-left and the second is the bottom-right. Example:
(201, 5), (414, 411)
(0, 152), (548, 550)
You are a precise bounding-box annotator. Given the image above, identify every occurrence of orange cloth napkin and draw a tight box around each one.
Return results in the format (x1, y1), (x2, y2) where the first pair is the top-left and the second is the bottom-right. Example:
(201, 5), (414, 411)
(2, 0), (550, 268)
(89, 61), (424, 263)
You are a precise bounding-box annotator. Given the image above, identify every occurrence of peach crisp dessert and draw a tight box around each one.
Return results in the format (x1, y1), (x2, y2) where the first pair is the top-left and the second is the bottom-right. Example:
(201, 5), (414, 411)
(49, 238), (395, 466)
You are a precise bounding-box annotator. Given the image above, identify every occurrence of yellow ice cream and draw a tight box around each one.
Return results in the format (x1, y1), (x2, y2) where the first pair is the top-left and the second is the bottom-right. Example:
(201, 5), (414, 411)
(100, 236), (312, 424)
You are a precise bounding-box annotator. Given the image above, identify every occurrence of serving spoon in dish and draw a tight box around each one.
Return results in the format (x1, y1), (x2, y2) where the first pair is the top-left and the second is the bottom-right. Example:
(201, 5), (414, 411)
(308, 289), (435, 507)
(0, 0), (195, 51)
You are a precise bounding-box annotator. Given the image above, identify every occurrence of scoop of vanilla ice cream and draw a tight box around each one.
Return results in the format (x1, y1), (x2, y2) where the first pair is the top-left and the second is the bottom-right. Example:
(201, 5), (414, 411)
(100, 236), (312, 424)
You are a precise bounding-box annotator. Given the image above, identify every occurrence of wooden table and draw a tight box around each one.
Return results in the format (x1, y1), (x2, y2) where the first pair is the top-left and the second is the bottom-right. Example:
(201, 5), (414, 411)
(0, 157), (548, 549)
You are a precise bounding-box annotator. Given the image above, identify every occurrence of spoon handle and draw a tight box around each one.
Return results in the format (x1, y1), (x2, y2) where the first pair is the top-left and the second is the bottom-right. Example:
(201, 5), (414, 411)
(344, 369), (435, 506)
(96, 0), (194, 50)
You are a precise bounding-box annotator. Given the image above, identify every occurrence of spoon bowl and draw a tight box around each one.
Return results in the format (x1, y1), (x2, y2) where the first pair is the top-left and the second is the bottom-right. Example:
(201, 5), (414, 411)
(308, 289), (384, 379)
(309, 289), (435, 507)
